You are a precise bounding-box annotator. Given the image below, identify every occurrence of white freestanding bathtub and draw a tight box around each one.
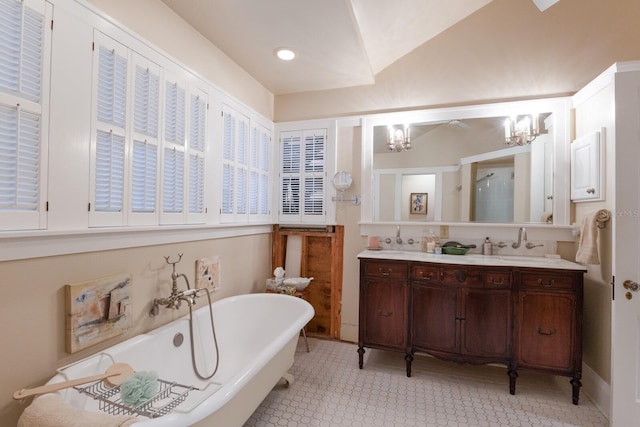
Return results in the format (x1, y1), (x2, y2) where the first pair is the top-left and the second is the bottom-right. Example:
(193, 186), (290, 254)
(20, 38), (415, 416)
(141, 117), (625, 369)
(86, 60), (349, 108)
(47, 293), (314, 426)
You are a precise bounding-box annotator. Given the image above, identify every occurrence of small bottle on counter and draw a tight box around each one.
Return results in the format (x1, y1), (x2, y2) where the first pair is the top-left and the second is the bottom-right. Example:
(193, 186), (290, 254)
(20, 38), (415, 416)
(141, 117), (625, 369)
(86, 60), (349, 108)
(434, 242), (442, 255)
(483, 237), (493, 255)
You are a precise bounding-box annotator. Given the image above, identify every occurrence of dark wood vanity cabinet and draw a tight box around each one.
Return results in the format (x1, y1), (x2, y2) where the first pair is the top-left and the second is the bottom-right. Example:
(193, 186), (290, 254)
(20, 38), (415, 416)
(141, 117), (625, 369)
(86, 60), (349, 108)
(358, 260), (410, 373)
(411, 266), (512, 363)
(514, 269), (583, 404)
(358, 258), (584, 404)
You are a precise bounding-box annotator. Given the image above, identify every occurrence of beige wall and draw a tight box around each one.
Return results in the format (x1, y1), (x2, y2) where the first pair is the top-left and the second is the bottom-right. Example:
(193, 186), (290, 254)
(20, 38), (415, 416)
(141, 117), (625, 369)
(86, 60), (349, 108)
(2, 235), (272, 424)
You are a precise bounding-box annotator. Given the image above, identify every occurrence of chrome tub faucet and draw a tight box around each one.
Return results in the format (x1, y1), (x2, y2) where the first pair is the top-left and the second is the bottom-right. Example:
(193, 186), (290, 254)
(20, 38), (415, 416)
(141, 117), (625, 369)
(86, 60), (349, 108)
(150, 253), (206, 316)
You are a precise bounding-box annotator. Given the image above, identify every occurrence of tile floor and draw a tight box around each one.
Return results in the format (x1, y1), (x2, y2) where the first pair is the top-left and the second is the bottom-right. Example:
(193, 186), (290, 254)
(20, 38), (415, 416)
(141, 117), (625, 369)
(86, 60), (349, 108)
(244, 338), (608, 427)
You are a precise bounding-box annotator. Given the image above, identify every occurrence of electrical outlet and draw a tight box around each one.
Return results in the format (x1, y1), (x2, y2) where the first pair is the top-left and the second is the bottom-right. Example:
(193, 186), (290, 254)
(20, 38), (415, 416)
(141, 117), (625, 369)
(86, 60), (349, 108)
(439, 225), (449, 239)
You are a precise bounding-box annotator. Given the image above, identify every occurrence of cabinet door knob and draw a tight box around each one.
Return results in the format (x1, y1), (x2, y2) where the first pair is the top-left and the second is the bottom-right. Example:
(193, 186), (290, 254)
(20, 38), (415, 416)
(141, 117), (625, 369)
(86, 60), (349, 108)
(377, 309), (393, 317)
(490, 278), (504, 285)
(537, 327), (556, 336)
(378, 267), (391, 276)
(586, 188), (595, 194)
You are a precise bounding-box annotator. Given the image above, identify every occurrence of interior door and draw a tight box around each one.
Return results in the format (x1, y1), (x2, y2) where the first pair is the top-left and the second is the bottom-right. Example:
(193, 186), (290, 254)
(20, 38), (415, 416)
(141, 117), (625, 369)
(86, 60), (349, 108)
(611, 70), (640, 425)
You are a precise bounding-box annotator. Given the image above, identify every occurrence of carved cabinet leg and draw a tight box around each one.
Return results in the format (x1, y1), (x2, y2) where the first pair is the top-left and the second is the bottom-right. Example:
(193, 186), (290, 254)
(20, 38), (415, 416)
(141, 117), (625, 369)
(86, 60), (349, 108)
(357, 346), (365, 369)
(405, 353), (413, 377)
(570, 377), (582, 405)
(508, 369), (518, 395)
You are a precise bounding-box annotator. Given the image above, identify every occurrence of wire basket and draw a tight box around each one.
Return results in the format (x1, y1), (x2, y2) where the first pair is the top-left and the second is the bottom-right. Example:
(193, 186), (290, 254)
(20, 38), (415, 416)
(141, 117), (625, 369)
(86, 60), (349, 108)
(74, 378), (196, 418)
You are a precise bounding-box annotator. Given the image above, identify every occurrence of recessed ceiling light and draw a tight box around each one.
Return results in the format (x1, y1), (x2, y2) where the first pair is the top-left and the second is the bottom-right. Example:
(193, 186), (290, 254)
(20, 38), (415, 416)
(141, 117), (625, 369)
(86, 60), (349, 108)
(275, 48), (296, 61)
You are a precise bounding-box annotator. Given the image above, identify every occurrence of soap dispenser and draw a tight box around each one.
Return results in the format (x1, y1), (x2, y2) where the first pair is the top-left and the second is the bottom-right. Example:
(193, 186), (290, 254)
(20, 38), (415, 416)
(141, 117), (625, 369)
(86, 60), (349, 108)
(483, 237), (493, 255)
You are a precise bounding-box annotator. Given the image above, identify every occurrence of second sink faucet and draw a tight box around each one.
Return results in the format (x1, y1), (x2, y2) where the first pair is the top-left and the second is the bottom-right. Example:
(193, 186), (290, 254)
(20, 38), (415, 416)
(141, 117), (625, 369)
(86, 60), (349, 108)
(512, 227), (527, 249)
(396, 225), (403, 244)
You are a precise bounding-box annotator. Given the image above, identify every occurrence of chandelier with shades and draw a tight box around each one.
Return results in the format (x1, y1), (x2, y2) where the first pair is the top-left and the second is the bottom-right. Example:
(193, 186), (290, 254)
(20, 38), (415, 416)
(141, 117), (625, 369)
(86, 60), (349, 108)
(387, 124), (411, 152)
(504, 114), (540, 146)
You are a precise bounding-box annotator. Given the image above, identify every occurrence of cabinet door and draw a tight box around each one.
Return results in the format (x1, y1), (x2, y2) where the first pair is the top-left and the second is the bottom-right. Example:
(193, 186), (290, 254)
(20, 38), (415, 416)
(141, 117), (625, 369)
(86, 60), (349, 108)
(412, 284), (458, 353)
(361, 278), (407, 349)
(462, 289), (511, 358)
(517, 292), (575, 371)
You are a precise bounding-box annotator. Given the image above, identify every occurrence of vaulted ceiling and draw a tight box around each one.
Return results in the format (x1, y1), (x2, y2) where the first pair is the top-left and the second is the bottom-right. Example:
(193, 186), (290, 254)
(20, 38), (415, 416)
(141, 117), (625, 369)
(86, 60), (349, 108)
(160, 0), (559, 95)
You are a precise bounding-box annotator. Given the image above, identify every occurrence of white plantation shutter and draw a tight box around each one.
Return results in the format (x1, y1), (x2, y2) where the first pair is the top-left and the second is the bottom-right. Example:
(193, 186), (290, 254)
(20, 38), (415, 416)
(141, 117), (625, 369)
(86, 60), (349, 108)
(95, 130), (124, 212)
(0, 105), (40, 210)
(129, 55), (160, 224)
(303, 132), (325, 216)
(162, 147), (184, 213)
(90, 33), (128, 226)
(96, 46), (127, 128)
(131, 139), (156, 213)
(164, 81), (185, 145)
(0, 0), (44, 102)
(0, 0), (49, 230)
(279, 129), (326, 222)
(160, 75), (186, 223)
(187, 89), (207, 220)
(249, 123), (270, 219)
(133, 65), (159, 137)
(220, 105), (250, 222)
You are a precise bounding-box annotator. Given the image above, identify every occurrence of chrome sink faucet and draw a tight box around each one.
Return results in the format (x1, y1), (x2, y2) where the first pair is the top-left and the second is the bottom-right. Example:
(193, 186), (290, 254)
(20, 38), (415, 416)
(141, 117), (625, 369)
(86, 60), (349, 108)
(512, 227), (527, 249)
(396, 225), (403, 244)
(150, 253), (206, 316)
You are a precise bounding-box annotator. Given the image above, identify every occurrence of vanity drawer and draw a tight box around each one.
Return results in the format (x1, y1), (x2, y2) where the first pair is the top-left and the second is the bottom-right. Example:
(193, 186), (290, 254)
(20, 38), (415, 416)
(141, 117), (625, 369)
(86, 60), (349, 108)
(520, 272), (574, 290)
(412, 265), (440, 282)
(441, 267), (482, 286)
(484, 271), (512, 288)
(364, 261), (408, 279)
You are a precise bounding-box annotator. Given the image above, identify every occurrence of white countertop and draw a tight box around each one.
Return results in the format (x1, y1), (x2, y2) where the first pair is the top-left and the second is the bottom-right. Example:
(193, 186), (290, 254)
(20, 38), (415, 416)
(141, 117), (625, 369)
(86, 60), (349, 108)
(357, 250), (587, 271)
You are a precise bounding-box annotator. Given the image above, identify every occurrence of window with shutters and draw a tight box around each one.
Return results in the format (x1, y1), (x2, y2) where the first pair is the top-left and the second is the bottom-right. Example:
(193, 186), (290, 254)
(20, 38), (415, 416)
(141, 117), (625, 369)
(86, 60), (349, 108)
(129, 55), (160, 225)
(89, 32), (129, 227)
(0, 0), (52, 230)
(279, 129), (326, 223)
(220, 104), (250, 223)
(160, 73), (186, 224)
(187, 86), (207, 223)
(249, 123), (271, 221)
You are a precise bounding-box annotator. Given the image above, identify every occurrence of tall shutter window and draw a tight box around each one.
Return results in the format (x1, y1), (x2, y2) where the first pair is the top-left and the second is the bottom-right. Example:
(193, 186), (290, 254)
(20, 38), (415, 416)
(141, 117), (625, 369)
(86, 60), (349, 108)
(249, 123), (270, 219)
(187, 90), (206, 219)
(281, 133), (301, 215)
(220, 105), (250, 222)
(90, 34), (128, 226)
(236, 119), (248, 215)
(221, 111), (235, 215)
(160, 75), (186, 223)
(279, 129), (326, 222)
(0, 0), (49, 230)
(303, 132), (325, 215)
(129, 56), (159, 223)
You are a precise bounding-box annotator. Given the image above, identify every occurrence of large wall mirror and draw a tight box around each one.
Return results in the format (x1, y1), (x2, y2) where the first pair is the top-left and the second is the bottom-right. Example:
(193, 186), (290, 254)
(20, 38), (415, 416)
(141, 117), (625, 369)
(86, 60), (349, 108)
(360, 98), (572, 225)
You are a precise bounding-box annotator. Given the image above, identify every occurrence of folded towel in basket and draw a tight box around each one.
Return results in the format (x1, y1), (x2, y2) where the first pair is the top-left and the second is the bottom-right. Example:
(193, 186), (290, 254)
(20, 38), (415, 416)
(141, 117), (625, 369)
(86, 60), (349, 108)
(18, 394), (138, 427)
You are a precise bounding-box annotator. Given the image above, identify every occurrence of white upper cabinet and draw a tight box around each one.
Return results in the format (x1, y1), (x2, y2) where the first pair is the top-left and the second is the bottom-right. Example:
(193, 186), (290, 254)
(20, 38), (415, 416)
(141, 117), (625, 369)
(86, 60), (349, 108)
(571, 129), (604, 202)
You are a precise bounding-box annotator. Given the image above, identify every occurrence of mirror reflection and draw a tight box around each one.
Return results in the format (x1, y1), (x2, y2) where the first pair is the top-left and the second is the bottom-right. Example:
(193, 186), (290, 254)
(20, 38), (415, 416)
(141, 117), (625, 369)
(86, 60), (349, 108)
(372, 114), (554, 223)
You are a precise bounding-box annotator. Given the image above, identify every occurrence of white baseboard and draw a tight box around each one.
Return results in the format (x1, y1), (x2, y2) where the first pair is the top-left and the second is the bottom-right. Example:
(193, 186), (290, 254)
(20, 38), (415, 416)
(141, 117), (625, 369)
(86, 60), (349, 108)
(554, 362), (610, 420)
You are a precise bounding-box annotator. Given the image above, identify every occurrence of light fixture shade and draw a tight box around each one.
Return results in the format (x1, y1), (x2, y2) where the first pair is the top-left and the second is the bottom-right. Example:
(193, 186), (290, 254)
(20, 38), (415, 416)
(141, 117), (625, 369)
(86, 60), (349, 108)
(275, 48), (296, 61)
(532, 0), (560, 12)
